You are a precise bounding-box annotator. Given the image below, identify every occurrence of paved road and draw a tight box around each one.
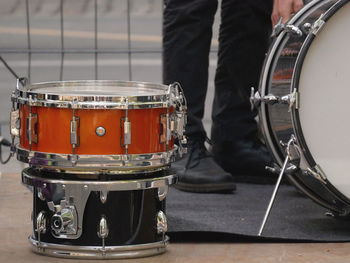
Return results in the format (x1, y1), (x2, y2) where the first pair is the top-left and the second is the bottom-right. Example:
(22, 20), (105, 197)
(0, 2), (221, 173)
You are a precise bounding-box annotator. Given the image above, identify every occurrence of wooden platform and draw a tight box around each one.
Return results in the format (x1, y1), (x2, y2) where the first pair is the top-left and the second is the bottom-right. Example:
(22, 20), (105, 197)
(0, 173), (349, 263)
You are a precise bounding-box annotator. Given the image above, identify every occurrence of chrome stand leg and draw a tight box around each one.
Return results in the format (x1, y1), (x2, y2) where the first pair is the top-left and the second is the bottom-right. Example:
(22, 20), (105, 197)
(258, 155), (290, 236)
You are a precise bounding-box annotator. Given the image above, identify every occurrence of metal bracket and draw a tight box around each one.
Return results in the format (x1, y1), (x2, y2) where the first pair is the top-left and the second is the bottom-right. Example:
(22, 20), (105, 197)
(70, 117), (80, 147)
(272, 18), (303, 38)
(27, 113), (38, 145)
(250, 88), (298, 112)
(311, 14), (325, 35)
(159, 114), (167, 144)
(120, 117), (131, 149)
(306, 165), (327, 184)
(47, 199), (78, 238)
(10, 109), (20, 137)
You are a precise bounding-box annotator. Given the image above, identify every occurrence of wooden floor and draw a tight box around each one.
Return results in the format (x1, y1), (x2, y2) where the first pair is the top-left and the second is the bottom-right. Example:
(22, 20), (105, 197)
(1, 173), (349, 263)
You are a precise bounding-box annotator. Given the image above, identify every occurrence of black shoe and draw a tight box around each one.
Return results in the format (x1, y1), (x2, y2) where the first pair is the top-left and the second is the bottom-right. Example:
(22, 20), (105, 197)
(212, 139), (276, 184)
(172, 138), (236, 193)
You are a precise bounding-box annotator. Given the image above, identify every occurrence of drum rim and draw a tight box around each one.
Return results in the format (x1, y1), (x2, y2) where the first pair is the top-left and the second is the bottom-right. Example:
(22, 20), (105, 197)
(16, 144), (183, 173)
(259, 0), (350, 213)
(22, 168), (177, 190)
(29, 235), (169, 259)
(290, 0), (350, 206)
(13, 80), (176, 109)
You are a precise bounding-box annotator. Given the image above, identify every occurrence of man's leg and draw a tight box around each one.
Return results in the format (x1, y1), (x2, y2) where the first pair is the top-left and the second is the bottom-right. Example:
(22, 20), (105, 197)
(211, 0), (274, 183)
(163, 0), (235, 192)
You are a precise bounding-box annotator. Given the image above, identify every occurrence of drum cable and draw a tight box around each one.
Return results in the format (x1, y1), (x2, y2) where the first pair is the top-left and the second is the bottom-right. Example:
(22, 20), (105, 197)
(0, 138), (12, 165)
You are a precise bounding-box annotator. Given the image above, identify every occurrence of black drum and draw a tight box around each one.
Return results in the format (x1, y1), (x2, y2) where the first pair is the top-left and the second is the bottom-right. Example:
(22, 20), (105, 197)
(22, 168), (176, 259)
(254, 0), (350, 215)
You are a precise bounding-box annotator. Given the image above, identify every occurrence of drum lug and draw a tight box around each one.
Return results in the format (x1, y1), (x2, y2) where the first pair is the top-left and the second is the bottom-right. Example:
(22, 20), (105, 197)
(10, 109), (20, 137)
(70, 117), (80, 147)
(250, 88), (298, 111)
(156, 211), (168, 235)
(159, 114), (168, 144)
(97, 215), (109, 255)
(272, 18), (303, 38)
(158, 185), (169, 201)
(35, 211), (47, 250)
(26, 113), (38, 147)
(100, 190), (108, 204)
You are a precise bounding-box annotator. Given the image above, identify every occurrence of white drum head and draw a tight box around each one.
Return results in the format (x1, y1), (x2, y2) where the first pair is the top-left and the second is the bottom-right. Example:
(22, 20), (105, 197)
(298, 3), (350, 198)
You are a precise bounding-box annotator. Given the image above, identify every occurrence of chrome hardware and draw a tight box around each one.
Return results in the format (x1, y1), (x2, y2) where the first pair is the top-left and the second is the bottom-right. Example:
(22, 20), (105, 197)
(311, 14), (325, 35)
(272, 18), (303, 37)
(259, 135), (299, 236)
(306, 165), (327, 184)
(36, 211), (47, 248)
(98, 216), (109, 254)
(23, 169), (176, 241)
(70, 101), (80, 165)
(123, 120), (131, 146)
(17, 146), (182, 171)
(26, 113), (38, 146)
(156, 211), (167, 234)
(159, 114), (168, 144)
(70, 117), (80, 146)
(265, 163), (298, 175)
(29, 236), (169, 259)
(259, 153), (291, 236)
(36, 211), (47, 234)
(120, 99), (131, 154)
(47, 200), (78, 238)
(97, 216), (109, 238)
(10, 110), (20, 137)
(302, 22), (312, 34)
(17, 77), (28, 91)
(250, 88), (298, 112)
(100, 190), (108, 204)
(158, 186), (169, 201)
(96, 126), (106, 137)
(37, 188), (45, 201)
(286, 135), (300, 161)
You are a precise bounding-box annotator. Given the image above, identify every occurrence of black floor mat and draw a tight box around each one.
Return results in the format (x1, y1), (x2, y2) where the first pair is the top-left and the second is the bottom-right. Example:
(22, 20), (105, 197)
(167, 183), (350, 242)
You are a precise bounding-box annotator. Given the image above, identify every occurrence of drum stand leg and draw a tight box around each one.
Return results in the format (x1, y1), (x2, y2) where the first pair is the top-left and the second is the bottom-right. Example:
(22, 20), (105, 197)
(258, 155), (290, 236)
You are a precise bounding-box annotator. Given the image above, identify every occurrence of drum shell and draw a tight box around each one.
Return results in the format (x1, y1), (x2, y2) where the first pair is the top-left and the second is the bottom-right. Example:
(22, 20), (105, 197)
(19, 104), (175, 155)
(32, 187), (164, 246)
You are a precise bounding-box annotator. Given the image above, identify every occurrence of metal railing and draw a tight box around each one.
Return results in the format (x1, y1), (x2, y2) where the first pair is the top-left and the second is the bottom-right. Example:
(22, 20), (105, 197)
(0, 0), (163, 83)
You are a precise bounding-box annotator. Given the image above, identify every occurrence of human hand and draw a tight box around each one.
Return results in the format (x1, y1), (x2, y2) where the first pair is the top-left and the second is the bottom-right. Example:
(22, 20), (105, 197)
(271, 0), (304, 26)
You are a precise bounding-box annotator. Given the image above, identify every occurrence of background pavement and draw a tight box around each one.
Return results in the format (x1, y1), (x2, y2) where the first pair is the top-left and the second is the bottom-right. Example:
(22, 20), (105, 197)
(0, 0), (221, 174)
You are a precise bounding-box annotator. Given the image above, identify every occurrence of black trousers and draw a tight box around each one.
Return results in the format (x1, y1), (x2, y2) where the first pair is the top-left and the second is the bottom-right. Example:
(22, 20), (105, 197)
(163, 0), (272, 143)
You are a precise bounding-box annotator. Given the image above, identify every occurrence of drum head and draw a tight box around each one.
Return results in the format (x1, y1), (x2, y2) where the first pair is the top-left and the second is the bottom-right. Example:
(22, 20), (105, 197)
(28, 80), (168, 96)
(297, 2), (350, 198)
(15, 80), (173, 109)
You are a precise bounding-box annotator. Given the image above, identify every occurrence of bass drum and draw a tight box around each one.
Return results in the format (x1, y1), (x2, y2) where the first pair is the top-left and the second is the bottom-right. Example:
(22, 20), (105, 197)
(258, 0), (350, 215)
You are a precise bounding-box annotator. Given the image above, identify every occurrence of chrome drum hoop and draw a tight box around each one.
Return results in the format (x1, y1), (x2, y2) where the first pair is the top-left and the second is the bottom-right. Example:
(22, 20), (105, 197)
(12, 80), (183, 109)
(22, 169), (177, 191)
(29, 236), (169, 259)
(17, 145), (183, 173)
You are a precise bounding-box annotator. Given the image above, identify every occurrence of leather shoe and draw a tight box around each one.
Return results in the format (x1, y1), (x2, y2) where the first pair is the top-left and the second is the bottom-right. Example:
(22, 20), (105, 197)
(172, 139), (236, 193)
(212, 139), (276, 184)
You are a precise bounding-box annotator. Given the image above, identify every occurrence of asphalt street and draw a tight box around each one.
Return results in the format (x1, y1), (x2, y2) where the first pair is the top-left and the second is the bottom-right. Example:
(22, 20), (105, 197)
(0, 1), (220, 173)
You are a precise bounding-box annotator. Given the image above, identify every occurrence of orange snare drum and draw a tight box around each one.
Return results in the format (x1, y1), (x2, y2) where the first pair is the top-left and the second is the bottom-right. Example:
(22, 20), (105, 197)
(10, 80), (186, 173)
